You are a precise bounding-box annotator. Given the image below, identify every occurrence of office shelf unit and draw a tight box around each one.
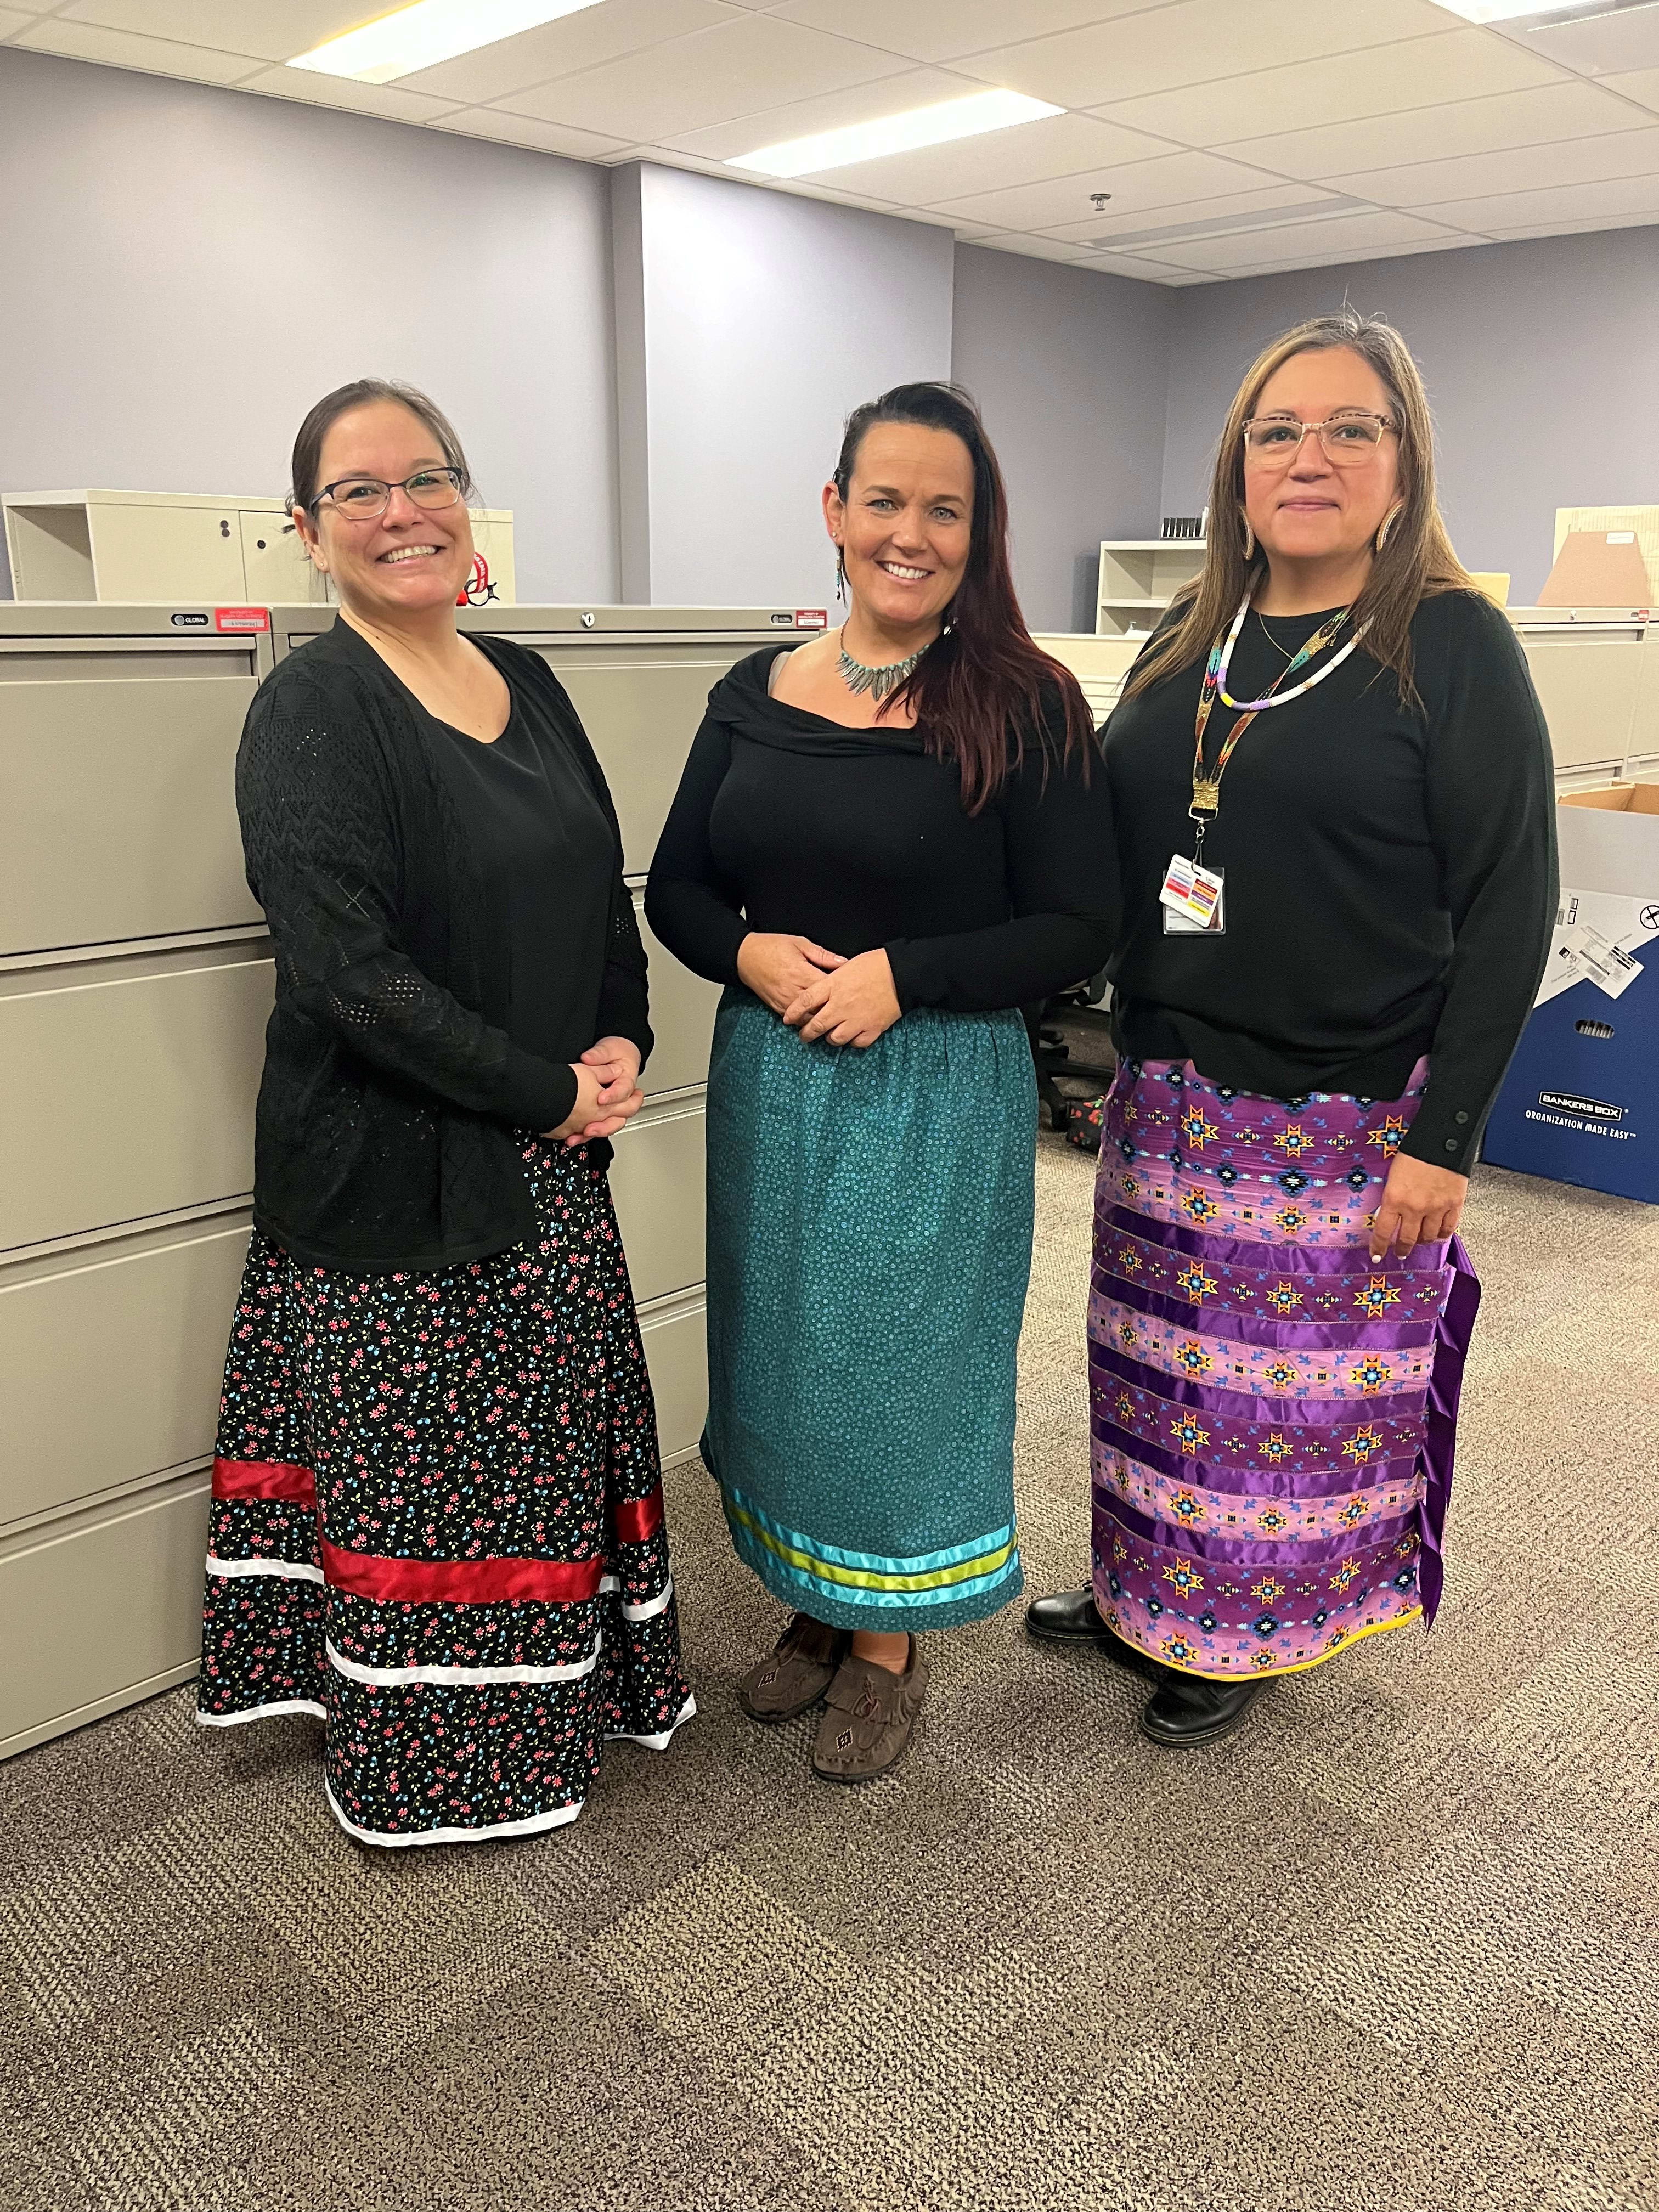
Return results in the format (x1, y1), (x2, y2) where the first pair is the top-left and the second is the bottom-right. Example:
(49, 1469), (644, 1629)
(1096, 538), (1206, 639)
(3, 489), (517, 607)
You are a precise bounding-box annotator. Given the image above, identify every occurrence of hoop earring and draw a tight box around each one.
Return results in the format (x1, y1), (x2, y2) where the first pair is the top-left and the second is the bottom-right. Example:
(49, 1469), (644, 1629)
(1375, 504), (1404, 554)
(1241, 514), (1255, 562)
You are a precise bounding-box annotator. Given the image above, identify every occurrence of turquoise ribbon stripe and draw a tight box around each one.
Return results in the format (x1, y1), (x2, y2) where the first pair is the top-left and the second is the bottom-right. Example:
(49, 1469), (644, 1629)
(720, 1480), (1022, 1616)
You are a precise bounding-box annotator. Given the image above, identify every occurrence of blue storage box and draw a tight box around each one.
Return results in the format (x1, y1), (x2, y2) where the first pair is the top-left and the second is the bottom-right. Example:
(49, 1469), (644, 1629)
(1483, 783), (1659, 1204)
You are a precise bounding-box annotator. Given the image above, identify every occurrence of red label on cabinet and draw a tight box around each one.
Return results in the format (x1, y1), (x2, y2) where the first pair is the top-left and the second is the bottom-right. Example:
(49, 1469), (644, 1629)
(795, 608), (827, 630)
(214, 607), (270, 633)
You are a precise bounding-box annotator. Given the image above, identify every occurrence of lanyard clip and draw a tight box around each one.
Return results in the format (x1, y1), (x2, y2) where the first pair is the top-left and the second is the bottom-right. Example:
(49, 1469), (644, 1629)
(1189, 778), (1219, 821)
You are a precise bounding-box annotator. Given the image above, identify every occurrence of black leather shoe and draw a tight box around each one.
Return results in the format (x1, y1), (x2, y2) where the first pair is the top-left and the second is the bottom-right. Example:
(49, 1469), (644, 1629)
(1139, 1671), (1266, 1750)
(1025, 1587), (1154, 1675)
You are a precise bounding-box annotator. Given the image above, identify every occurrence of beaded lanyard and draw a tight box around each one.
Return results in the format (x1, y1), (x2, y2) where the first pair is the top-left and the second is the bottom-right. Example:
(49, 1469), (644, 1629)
(1188, 591), (1365, 862)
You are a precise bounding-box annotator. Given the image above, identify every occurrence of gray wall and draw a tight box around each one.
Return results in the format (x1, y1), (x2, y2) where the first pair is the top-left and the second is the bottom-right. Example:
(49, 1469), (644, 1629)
(952, 246), (1176, 633)
(0, 47), (620, 604)
(1160, 224), (1659, 605)
(616, 162), (955, 613)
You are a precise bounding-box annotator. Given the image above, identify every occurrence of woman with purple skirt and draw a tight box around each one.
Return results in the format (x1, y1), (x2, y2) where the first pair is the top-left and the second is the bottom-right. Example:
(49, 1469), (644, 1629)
(1028, 309), (1556, 1748)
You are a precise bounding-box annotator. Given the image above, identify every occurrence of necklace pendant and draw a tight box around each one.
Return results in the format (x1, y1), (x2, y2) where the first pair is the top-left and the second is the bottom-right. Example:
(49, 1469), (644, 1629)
(837, 640), (924, 700)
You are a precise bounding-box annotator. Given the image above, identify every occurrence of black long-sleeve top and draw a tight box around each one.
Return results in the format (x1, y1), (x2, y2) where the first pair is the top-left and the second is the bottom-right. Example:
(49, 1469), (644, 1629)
(1105, 588), (1557, 1172)
(238, 618), (650, 1272)
(645, 647), (1119, 1013)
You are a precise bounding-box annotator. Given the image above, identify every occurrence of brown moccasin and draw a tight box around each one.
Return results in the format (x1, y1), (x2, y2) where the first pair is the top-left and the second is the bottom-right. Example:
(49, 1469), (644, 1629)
(738, 1613), (849, 1723)
(811, 1639), (929, 1784)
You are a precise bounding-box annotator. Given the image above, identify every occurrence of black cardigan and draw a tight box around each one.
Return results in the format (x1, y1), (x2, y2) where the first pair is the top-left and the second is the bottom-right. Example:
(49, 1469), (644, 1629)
(238, 619), (650, 1272)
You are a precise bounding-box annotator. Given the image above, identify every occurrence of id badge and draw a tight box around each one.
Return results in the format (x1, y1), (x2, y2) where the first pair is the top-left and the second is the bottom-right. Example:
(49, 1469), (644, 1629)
(1160, 851), (1226, 935)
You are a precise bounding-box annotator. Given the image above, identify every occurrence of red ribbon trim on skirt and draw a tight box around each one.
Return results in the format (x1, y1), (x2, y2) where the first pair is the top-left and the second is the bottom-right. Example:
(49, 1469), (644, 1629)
(211, 1457), (317, 1505)
(616, 1485), (665, 1545)
(213, 1464), (664, 1602)
(319, 1542), (608, 1606)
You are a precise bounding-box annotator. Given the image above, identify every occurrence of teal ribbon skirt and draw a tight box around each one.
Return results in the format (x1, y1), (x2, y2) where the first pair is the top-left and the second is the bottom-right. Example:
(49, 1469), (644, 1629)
(703, 989), (1036, 1632)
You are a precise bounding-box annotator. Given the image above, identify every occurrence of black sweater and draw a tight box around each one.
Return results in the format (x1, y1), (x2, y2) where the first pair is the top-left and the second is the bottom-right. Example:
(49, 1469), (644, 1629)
(238, 619), (650, 1272)
(1105, 589), (1557, 1172)
(645, 647), (1119, 1012)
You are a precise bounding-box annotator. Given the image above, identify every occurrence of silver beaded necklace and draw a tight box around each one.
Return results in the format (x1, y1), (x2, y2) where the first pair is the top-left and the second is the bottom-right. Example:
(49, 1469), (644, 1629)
(837, 633), (927, 699)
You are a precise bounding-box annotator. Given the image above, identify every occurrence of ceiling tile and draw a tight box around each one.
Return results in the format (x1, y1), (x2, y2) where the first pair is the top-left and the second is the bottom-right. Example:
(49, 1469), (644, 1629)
(727, 107), (1172, 202)
(53, 2), (371, 64)
(1477, 209), (1659, 241)
(430, 107), (634, 160)
(1082, 247), (1201, 283)
(236, 66), (465, 123)
(662, 65), (967, 161)
(968, 231), (1119, 266)
(12, 18), (258, 82)
(1092, 29), (1567, 149)
(396, 0), (735, 104)
(1598, 66), (1659, 115)
(0, 7), (39, 35)
(495, 14), (904, 140)
(1223, 79), (1654, 183)
(1223, 232), (1479, 279)
(771, 0), (1175, 68)
(1150, 207), (1458, 272)
(1414, 171), (1659, 235)
(950, 0), (1453, 110)
(929, 149), (1297, 234)
(1508, 3), (1659, 78)
(1330, 124), (1659, 210)
(1040, 179), (1337, 245)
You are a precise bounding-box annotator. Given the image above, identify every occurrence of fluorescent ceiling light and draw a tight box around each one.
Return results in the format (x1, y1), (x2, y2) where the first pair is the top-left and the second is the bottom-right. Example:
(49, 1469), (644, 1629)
(1432, 1), (1639, 21)
(729, 90), (1064, 180)
(289, 0), (603, 84)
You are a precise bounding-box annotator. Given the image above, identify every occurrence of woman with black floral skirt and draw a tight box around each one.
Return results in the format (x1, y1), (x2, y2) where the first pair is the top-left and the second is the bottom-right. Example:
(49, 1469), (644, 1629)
(196, 379), (692, 1844)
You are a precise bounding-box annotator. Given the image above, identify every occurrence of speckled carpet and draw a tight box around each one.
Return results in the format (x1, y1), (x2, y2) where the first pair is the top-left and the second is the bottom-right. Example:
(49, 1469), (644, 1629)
(2, 1138), (1656, 2212)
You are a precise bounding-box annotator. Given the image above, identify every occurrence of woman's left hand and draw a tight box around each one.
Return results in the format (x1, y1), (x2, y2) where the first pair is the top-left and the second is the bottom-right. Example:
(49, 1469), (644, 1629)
(571, 1035), (644, 1143)
(1370, 1152), (1469, 1261)
(784, 949), (902, 1048)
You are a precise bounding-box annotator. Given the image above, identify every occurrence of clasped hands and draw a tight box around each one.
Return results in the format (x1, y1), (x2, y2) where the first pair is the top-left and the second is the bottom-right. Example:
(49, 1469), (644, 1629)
(736, 933), (900, 1048)
(547, 1035), (645, 1145)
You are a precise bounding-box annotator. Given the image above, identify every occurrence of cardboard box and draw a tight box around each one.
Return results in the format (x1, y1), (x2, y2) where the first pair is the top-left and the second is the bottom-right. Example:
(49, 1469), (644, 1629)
(1482, 784), (1659, 1203)
(1538, 530), (1654, 608)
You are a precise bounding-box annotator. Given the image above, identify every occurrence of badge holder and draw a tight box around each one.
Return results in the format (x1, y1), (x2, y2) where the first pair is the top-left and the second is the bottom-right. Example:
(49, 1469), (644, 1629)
(1162, 782), (1226, 936)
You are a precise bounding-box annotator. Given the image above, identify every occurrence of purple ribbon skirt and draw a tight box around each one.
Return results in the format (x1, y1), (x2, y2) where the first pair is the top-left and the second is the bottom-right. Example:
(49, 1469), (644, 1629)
(1087, 1057), (1480, 1681)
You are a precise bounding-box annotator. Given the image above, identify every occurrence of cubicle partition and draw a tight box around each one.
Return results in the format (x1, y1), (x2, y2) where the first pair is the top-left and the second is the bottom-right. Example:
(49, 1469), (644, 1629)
(1, 599), (809, 1759)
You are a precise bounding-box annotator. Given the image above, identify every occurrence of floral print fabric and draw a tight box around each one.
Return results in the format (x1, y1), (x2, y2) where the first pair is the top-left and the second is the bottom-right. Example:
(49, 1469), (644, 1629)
(198, 1136), (693, 1844)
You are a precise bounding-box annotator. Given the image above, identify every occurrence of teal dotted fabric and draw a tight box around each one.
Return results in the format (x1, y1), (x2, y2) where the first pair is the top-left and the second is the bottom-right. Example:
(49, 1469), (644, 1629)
(703, 990), (1036, 1632)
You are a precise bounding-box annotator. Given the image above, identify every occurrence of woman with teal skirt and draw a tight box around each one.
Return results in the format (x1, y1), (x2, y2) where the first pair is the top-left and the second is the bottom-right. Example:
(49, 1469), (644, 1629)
(646, 382), (1118, 1781)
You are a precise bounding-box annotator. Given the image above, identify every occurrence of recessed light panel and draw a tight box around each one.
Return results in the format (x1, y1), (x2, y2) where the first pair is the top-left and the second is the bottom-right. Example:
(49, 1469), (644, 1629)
(289, 0), (604, 86)
(1433, 1), (1643, 24)
(729, 91), (1064, 181)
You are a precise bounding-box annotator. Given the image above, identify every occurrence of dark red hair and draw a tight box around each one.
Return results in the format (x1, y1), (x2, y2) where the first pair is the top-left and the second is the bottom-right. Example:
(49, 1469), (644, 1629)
(833, 381), (1093, 811)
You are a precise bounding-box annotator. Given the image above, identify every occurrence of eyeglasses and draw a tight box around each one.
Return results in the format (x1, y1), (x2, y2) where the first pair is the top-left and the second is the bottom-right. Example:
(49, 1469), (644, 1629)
(1242, 411), (1396, 468)
(314, 468), (467, 521)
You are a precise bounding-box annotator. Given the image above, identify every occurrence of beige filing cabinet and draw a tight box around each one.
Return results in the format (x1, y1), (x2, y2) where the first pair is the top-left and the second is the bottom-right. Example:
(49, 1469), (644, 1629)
(270, 602), (821, 1482)
(0, 603), (275, 1760)
(3, 490), (516, 608)
(1509, 609), (1659, 789)
(1032, 633), (1143, 728)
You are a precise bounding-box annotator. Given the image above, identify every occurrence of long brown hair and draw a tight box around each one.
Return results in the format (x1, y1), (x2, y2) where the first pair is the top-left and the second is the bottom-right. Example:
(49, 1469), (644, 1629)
(1123, 308), (1471, 710)
(834, 382), (1093, 811)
